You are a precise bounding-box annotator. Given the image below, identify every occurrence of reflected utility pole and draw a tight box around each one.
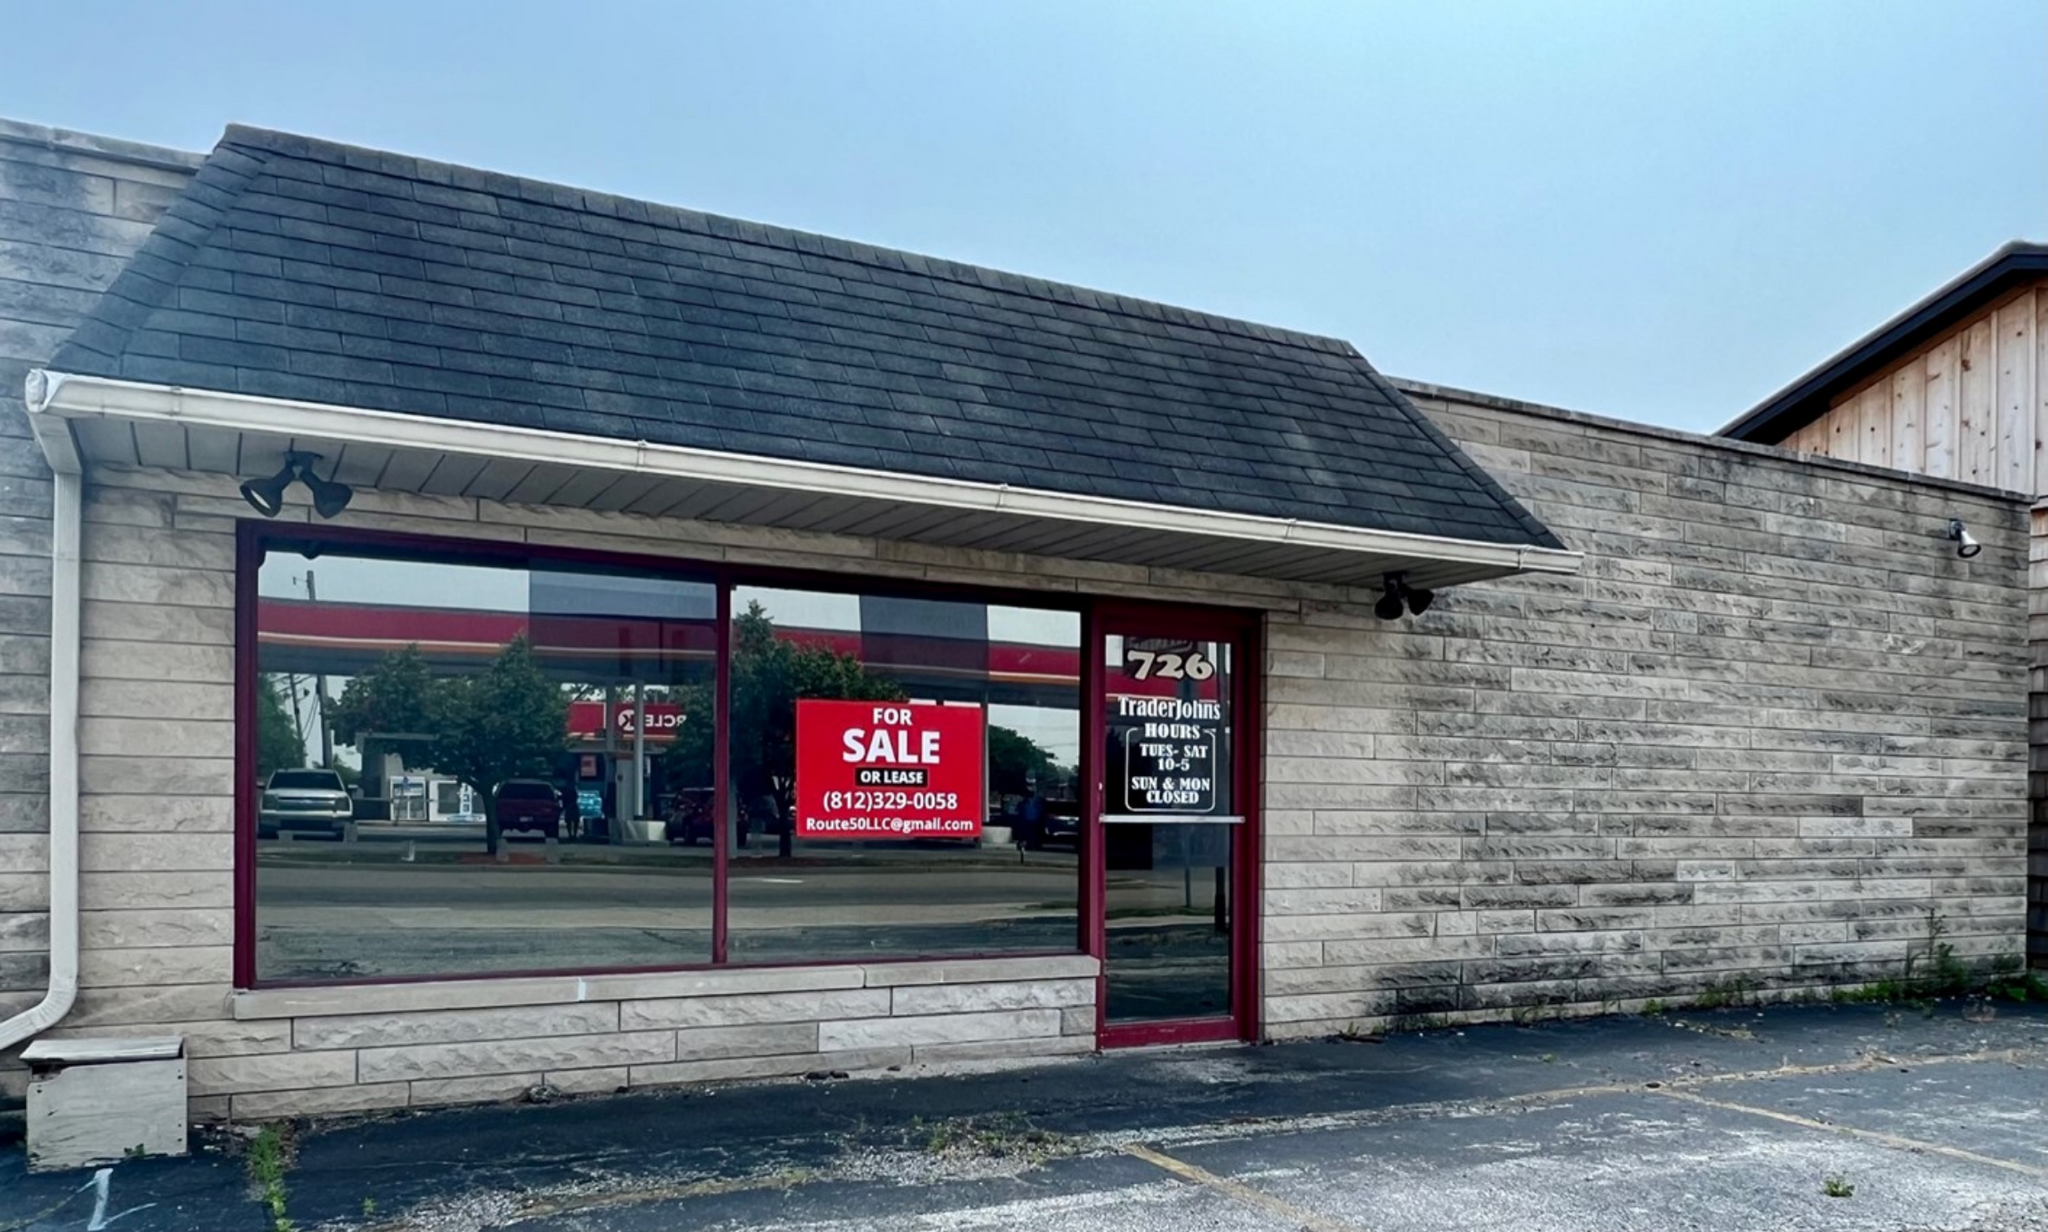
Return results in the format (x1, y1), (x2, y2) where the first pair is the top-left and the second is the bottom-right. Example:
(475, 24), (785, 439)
(304, 571), (334, 767)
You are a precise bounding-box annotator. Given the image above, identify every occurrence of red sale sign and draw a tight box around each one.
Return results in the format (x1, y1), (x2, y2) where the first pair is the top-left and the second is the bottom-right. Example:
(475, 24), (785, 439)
(794, 700), (985, 840)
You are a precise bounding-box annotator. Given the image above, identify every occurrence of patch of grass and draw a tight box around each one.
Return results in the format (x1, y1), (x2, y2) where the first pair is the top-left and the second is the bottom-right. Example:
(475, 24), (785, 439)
(1387, 1012), (1456, 1033)
(1831, 913), (2047, 1008)
(919, 1113), (1071, 1164)
(1640, 998), (1667, 1016)
(245, 1124), (295, 1232)
(1822, 1174), (1855, 1199)
(1983, 953), (2048, 1003)
(361, 1196), (378, 1218)
(1689, 976), (1755, 1011)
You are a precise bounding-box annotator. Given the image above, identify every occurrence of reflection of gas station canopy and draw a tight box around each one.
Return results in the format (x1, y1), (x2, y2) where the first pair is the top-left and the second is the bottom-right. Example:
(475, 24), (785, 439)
(256, 598), (1085, 706)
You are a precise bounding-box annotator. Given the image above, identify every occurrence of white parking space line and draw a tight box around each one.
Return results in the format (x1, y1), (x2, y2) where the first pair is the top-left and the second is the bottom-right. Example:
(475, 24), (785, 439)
(1123, 1142), (1369, 1232)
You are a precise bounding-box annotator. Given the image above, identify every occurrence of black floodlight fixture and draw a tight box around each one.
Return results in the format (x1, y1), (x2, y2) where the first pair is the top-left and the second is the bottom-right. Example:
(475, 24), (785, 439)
(1373, 572), (1435, 621)
(299, 461), (355, 519)
(239, 452), (353, 519)
(238, 455), (302, 518)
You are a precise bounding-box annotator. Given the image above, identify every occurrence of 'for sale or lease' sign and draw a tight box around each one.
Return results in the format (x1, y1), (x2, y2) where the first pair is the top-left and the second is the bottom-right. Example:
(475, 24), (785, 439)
(794, 700), (985, 840)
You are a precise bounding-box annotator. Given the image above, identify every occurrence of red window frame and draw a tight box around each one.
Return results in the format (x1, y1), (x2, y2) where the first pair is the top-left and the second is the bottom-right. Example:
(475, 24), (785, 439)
(233, 519), (1102, 990)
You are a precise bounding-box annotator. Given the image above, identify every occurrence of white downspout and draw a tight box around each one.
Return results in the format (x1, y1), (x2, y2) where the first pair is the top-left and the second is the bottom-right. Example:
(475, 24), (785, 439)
(0, 463), (81, 1049)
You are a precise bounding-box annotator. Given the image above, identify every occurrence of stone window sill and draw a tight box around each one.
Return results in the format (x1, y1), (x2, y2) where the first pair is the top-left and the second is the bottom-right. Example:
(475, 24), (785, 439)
(230, 954), (1099, 1021)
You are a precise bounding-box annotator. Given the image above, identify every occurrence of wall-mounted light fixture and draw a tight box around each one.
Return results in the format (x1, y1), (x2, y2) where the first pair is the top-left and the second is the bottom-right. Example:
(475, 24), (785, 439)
(1946, 518), (1982, 559)
(1373, 572), (1435, 621)
(239, 452), (353, 520)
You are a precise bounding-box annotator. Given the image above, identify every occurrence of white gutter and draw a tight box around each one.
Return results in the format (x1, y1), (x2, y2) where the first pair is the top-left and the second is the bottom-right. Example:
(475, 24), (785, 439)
(0, 385), (80, 1048)
(26, 371), (1583, 579)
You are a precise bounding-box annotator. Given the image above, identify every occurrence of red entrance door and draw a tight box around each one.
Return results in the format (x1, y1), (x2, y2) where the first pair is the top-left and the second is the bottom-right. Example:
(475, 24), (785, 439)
(1087, 607), (1260, 1047)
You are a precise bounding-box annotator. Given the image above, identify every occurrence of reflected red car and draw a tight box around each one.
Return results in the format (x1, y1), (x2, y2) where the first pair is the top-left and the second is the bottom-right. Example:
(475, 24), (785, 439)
(665, 788), (716, 845)
(494, 779), (563, 840)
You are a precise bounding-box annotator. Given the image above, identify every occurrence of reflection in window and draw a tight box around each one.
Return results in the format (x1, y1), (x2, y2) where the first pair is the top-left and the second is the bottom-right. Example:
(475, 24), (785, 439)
(248, 537), (1089, 986)
(253, 546), (715, 983)
(722, 587), (1082, 964)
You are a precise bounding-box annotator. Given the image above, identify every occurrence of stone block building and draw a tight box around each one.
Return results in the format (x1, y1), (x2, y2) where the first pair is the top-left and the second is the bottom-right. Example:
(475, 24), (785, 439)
(0, 117), (2029, 1121)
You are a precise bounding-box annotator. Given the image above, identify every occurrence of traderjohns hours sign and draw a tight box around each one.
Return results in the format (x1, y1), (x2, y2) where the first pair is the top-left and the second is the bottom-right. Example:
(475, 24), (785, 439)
(1115, 695), (1222, 814)
(795, 701), (985, 839)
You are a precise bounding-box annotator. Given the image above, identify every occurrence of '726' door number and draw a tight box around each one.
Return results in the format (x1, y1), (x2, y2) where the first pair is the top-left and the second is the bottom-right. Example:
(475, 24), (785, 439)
(1125, 648), (1215, 681)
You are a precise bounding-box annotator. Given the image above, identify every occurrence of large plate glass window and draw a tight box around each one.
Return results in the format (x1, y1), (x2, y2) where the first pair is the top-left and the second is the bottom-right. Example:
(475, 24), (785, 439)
(725, 586), (1082, 964)
(250, 542), (714, 983)
(242, 530), (1092, 988)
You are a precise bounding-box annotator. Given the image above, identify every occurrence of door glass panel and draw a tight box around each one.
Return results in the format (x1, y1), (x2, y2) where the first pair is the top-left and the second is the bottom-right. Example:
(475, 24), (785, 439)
(1102, 632), (1236, 1022)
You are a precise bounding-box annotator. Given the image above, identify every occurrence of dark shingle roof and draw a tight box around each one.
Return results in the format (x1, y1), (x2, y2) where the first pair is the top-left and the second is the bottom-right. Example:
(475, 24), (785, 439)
(51, 125), (1561, 549)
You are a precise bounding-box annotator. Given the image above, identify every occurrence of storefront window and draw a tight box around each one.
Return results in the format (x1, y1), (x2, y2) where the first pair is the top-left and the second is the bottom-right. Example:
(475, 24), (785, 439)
(251, 542), (716, 982)
(246, 533), (1084, 985)
(724, 587), (1082, 963)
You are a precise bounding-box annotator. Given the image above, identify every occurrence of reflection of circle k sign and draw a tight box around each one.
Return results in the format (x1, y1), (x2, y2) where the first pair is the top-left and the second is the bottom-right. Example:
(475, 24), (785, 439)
(565, 701), (683, 744)
(615, 706), (681, 736)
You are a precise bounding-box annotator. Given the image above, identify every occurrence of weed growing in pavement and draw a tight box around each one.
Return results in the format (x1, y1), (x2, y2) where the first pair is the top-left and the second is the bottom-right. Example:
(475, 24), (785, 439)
(1831, 912), (2048, 1007)
(1688, 977), (1756, 1011)
(919, 1113), (1072, 1164)
(1822, 1174), (1855, 1199)
(1387, 1012), (1456, 1033)
(245, 1124), (295, 1232)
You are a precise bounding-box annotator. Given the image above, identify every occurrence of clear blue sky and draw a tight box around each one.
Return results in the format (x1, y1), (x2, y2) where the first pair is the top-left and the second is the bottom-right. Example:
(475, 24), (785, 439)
(5, 1), (2042, 432)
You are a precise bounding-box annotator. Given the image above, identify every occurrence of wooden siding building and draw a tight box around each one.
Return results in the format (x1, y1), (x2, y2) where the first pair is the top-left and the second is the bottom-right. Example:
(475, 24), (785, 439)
(1723, 242), (2048, 964)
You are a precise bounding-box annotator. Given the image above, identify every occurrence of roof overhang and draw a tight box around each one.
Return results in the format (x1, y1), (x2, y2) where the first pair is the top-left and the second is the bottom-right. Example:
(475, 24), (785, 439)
(1720, 241), (2048, 443)
(25, 370), (1580, 590)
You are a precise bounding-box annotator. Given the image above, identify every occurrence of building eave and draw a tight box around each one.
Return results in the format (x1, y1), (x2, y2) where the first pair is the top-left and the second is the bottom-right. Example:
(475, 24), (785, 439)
(26, 371), (1582, 591)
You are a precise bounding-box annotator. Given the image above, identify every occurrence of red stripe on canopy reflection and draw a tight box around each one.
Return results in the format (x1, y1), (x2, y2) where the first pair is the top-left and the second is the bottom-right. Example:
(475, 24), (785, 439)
(253, 598), (1220, 700)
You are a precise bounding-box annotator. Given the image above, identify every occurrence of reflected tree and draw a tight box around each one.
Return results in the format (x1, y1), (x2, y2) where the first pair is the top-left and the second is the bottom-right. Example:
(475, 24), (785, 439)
(329, 643), (437, 799)
(328, 638), (567, 855)
(425, 636), (568, 855)
(256, 675), (305, 780)
(666, 601), (904, 858)
(987, 724), (1062, 798)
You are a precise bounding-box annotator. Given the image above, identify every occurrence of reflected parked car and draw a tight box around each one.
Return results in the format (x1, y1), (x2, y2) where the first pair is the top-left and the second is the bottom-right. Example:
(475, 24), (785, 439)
(493, 779), (563, 840)
(259, 768), (353, 839)
(1012, 799), (1079, 850)
(664, 787), (715, 845)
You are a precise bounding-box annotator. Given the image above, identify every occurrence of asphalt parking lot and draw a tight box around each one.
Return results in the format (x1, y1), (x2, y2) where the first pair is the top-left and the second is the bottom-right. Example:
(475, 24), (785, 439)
(5, 1001), (2047, 1231)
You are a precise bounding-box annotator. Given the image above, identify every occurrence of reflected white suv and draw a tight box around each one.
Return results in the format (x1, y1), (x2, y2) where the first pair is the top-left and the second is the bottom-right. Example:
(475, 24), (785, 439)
(259, 768), (353, 839)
